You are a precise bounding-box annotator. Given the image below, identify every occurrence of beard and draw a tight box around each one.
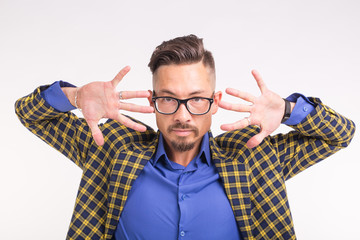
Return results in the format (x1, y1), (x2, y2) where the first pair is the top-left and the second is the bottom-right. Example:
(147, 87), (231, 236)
(169, 139), (196, 152)
(167, 123), (199, 152)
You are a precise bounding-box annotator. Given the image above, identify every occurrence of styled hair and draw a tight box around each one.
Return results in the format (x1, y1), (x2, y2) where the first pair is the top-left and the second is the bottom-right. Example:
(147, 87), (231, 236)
(148, 34), (215, 74)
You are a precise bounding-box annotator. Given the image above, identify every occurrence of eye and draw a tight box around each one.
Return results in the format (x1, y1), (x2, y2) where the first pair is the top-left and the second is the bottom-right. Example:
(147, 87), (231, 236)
(190, 97), (205, 103)
(159, 97), (176, 103)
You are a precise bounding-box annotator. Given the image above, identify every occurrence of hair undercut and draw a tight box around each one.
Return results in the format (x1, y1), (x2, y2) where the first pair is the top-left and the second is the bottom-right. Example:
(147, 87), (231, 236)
(148, 34), (215, 75)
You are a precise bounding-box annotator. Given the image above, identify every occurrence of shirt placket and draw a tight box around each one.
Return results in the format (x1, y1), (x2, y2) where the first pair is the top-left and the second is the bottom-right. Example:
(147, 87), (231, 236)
(178, 171), (188, 240)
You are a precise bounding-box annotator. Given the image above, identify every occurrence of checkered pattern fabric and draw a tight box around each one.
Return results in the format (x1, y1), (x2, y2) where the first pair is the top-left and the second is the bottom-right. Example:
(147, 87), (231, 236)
(15, 85), (355, 240)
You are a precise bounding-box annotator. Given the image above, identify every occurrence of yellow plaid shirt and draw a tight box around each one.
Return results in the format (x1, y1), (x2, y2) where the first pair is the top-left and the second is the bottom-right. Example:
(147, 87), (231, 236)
(15, 85), (355, 240)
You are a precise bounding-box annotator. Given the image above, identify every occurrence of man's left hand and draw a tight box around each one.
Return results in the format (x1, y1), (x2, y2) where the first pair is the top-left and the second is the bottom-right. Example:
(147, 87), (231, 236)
(219, 70), (293, 148)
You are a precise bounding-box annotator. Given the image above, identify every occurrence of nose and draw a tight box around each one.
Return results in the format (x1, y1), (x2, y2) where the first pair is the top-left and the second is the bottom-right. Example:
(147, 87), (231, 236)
(173, 102), (191, 123)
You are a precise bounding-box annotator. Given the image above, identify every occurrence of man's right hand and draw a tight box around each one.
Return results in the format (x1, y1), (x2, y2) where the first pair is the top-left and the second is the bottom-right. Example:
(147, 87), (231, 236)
(62, 66), (154, 146)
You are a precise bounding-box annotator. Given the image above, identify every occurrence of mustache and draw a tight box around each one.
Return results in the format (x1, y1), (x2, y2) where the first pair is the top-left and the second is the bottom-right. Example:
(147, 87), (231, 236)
(167, 123), (199, 135)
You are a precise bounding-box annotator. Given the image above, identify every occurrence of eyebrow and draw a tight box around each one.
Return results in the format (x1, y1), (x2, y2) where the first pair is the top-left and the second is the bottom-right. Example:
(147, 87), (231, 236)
(156, 89), (205, 96)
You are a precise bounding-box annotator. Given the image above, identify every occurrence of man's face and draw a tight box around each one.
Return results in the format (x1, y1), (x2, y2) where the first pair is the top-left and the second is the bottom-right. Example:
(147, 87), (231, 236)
(150, 61), (222, 153)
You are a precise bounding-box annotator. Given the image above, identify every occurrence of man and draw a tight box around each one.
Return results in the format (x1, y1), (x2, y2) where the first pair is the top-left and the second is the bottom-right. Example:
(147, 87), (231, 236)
(15, 35), (355, 239)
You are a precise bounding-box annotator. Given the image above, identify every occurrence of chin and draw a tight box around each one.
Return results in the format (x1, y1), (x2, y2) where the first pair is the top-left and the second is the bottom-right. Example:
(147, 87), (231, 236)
(170, 140), (196, 152)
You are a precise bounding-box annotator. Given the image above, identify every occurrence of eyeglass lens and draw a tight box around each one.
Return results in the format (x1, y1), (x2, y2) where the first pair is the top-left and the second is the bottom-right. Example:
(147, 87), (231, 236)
(155, 97), (211, 114)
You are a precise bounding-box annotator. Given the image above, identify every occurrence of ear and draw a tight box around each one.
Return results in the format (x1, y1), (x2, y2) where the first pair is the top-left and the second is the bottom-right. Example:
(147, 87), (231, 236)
(211, 91), (222, 115)
(147, 90), (155, 112)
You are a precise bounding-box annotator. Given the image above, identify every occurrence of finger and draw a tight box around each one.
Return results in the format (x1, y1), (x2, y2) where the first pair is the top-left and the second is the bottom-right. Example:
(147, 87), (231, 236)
(87, 120), (105, 146)
(225, 88), (256, 103)
(246, 130), (268, 148)
(116, 114), (148, 132)
(251, 69), (268, 94)
(111, 66), (131, 87)
(218, 100), (251, 112)
(220, 118), (250, 131)
(118, 90), (151, 100)
(118, 102), (154, 113)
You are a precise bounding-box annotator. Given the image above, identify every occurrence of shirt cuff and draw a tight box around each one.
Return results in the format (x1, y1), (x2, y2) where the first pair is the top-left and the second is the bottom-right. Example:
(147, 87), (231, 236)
(40, 81), (77, 112)
(283, 93), (316, 125)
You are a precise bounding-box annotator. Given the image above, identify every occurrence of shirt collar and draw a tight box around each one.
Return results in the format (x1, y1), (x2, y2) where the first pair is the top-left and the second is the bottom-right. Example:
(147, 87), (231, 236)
(152, 132), (211, 166)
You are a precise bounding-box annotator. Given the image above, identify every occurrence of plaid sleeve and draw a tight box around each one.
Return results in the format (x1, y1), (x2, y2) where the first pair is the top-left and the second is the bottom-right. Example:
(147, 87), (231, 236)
(271, 97), (356, 180)
(15, 85), (93, 169)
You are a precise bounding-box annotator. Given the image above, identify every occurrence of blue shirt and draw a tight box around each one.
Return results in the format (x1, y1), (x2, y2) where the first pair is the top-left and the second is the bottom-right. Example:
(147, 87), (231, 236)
(41, 81), (315, 239)
(115, 133), (241, 240)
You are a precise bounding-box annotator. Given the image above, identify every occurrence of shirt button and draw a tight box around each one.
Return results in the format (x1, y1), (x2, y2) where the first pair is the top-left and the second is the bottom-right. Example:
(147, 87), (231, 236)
(181, 194), (188, 201)
(180, 230), (186, 237)
(303, 107), (308, 112)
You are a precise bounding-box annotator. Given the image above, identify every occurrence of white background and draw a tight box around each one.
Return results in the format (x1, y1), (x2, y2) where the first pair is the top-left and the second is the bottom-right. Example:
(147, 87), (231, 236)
(1, 0), (359, 239)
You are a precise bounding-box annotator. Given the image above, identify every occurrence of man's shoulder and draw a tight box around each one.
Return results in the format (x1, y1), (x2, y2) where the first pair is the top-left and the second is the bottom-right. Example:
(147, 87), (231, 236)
(211, 127), (281, 174)
(214, 126), (261, 146)
(100, 117), (157, 146)
(210, 126), (262, 162)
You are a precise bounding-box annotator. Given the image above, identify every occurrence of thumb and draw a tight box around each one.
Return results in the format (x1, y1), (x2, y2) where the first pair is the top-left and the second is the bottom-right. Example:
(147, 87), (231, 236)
(87, 120), (104, 146)
(246, 130), (268, 148)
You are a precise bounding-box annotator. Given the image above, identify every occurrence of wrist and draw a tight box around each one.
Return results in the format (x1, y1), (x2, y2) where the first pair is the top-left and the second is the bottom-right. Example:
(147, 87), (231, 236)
(74, 87), (82, 110)
(281, 99), (293, 123)
(61, 87), (77, 108)
(290, 102), (295, 112)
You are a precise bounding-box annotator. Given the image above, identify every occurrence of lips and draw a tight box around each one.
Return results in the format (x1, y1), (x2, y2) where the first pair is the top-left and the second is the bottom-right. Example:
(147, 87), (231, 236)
(167, 123), (199, 137)
(171, 128), (194, 137)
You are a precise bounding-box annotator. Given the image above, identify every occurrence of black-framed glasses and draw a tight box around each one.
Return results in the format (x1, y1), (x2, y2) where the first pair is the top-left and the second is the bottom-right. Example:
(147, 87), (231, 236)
(152, 94), (214, 115)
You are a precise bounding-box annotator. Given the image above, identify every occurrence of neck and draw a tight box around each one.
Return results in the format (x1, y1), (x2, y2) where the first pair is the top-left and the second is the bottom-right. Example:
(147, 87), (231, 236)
(163, 140), (202, 167)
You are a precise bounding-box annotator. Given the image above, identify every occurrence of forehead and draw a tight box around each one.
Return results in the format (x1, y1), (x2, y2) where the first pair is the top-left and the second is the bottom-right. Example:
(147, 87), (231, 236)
(153, 62), (214, 96)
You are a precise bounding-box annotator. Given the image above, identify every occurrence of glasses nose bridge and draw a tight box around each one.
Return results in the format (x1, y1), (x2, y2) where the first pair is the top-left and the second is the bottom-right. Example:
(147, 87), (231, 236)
(177, 98), (189, 106)
(177, 98), (191, 113)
